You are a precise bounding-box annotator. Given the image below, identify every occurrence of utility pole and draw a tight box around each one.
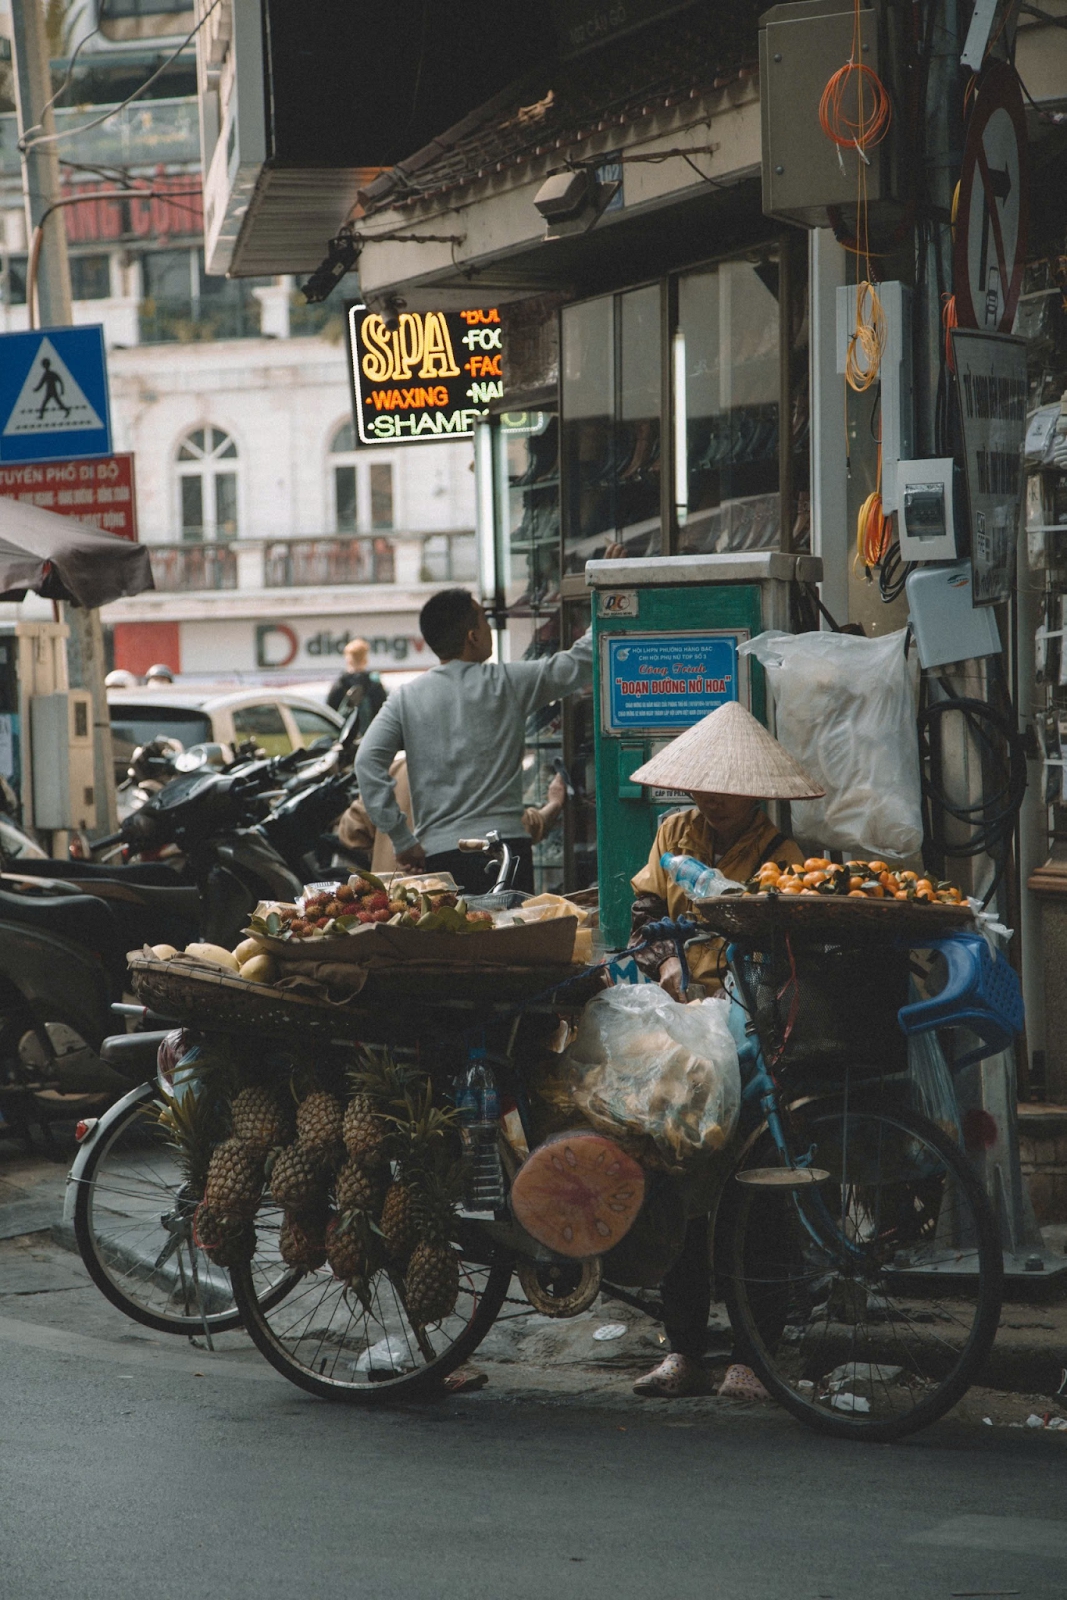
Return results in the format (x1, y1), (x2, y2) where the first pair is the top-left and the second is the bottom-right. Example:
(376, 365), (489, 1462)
(9, 0), (118, 835)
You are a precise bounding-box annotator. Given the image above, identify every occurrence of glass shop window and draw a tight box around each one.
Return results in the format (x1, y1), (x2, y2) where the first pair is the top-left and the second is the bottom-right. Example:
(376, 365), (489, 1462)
(676, 259), (780, 555)
(561, 287), (663, 574)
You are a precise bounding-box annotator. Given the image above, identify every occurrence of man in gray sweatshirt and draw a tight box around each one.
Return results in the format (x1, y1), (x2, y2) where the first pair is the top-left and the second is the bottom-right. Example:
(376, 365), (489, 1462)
(354, 588), (593, 892)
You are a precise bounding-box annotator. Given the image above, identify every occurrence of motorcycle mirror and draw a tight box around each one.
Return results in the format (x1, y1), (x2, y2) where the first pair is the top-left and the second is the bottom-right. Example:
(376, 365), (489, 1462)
(338, 708), (362, 750)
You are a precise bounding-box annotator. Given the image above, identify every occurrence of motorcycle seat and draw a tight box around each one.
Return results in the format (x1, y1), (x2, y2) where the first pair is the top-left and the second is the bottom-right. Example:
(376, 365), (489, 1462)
(10, 858), (184, 886)
(0, 884), (120, 950)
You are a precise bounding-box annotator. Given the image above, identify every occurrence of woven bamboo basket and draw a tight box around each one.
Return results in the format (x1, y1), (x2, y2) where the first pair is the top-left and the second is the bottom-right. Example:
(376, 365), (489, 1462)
(693, 893), (974, 946)
(128, 955), (368, 1038)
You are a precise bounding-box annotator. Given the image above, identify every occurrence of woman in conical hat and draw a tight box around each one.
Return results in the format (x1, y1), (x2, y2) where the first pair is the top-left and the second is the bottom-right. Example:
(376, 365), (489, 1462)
(628, 699), (823, 995)
(628, 699), (822, 1404)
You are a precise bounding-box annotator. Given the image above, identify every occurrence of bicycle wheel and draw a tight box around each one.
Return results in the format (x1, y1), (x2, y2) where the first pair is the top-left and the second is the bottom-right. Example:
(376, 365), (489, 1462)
(230, 1225), (513, 1402)
(73, 1085), (296, 1337)
(718, 1095), (1003, 1442)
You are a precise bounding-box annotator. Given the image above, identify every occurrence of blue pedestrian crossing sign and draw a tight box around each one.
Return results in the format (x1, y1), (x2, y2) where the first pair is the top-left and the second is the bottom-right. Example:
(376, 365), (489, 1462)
(0, 325), (111, 463)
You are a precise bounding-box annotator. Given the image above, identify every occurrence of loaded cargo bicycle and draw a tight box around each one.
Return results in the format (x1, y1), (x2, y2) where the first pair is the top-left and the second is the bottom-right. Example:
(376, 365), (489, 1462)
(68, 831), (1021, 1443)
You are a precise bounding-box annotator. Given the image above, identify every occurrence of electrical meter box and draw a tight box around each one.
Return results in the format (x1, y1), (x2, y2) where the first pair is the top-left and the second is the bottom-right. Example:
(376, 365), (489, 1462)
(30, 691), (96, 831)
(587, 551), (821, 947)
(760, 0), (904, 227)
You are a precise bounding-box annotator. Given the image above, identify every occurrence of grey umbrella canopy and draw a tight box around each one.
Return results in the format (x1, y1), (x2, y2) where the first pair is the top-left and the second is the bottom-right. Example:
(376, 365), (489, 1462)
(0, 494), (154, 607)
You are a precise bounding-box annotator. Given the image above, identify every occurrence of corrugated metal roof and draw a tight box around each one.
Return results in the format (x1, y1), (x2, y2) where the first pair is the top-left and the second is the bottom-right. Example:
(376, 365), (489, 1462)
(357, 5), (761, 218)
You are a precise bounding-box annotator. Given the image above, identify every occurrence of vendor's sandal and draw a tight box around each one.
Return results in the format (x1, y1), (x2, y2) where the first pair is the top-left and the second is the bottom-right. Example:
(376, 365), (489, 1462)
(633, 1354), (710, 1398)
(441, 1366), (488, 1395)
(717, 1363), (772, 1401)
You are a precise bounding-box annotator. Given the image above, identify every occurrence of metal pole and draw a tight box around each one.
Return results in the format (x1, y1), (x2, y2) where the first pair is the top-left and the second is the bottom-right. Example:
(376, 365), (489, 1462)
(9, 0), (118, 835)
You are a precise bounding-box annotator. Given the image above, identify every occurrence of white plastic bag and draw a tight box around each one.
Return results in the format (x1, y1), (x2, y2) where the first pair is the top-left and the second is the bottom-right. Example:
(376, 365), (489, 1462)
(562, 985), (740, 1166)
(740, 628), (922, 859)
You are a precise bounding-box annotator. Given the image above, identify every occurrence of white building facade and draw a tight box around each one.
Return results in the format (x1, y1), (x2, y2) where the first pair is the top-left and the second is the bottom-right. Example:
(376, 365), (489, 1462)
(0, 63), (474, 688)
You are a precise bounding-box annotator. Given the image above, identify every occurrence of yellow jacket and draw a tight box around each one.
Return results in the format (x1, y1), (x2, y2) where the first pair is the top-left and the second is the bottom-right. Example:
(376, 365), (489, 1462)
(631, 807), (803, 985)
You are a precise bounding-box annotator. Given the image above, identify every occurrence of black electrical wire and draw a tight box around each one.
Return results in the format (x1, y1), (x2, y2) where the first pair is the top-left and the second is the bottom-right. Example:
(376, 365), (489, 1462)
(878, 539), (914, 603)
(917, 665), (1028, 906)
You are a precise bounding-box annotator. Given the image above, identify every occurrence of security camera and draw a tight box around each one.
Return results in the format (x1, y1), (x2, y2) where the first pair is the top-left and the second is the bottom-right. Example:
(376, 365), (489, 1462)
(532, 167), (622, 238)
(300, 230), (362, 304)
(534, 169), (595, 223)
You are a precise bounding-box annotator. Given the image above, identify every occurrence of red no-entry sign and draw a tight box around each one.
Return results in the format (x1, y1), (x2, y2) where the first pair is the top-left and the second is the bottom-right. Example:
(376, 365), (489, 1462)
(954, 61), (1029, 335)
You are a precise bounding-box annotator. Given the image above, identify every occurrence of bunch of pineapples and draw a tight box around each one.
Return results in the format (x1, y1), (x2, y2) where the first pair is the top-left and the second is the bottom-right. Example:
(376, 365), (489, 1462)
(194, 1081), (293, 1267)
(304, 1052), (464, 1328)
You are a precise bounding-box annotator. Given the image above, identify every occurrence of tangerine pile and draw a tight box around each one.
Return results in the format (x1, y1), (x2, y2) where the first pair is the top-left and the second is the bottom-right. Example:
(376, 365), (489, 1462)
(745, 858), (964, 904)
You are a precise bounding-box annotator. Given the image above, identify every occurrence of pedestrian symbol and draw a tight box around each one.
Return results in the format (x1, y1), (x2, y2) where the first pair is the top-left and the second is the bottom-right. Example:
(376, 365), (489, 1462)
(0, 324), (111, 463)
(3, 336), (104, 438)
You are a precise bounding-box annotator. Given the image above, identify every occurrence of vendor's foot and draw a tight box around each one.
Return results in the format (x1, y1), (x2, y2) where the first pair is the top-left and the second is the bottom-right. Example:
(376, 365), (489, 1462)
(717, 1363), (771, 1400)
(441, 1366), (488, 1395)
(633, 1353), (710, 1398)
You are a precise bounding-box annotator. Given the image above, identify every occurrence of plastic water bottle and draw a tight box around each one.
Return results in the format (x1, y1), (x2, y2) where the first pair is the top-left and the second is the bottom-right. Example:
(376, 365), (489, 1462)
(660, 852), (732, 900)
(458, 1047), (505, 1210)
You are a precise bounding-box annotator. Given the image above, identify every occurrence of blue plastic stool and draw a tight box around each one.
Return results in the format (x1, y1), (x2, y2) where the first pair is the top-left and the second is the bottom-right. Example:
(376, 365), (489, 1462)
(896, 932), (1024, 1069)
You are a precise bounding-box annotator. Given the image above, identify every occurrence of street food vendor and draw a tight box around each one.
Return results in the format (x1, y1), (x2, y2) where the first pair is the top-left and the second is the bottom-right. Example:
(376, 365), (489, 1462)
(625, 699), (825, 1401)
(627, 699), (824, 997)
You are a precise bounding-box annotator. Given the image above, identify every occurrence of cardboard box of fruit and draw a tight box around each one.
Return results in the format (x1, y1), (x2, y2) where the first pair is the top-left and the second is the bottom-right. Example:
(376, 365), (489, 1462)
(245, 873), (578, 969)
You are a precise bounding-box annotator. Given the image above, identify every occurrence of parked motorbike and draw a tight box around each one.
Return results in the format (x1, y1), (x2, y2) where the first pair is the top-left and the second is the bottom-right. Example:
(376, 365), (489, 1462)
(0, 715), (360, 1136)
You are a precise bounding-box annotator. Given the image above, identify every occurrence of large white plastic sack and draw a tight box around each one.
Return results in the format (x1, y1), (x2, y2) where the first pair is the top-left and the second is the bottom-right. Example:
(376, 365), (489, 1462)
(740, 628), (922, 859)
(563, 984), (740, 1166)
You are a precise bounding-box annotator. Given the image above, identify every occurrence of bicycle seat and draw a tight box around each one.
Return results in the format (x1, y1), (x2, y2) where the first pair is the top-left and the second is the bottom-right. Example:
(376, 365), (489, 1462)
(897, 933), (1024, 1068)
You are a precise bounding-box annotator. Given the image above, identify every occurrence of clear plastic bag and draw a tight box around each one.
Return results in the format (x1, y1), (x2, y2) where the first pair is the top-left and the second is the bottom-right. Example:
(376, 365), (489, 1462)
(740, 628), (922, 859)
(561, 985), (741, 1166)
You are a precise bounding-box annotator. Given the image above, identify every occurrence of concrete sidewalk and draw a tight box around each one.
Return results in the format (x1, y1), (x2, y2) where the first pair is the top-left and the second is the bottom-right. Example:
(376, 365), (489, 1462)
(2, 1139), (1066, 1422)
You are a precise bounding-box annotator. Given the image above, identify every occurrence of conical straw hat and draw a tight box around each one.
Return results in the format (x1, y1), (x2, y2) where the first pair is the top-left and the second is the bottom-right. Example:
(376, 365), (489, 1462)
(628, 700), (824, 799)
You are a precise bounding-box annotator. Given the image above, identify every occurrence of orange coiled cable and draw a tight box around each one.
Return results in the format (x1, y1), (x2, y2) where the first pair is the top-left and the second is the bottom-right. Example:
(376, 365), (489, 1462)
(818, 61), (892, 156)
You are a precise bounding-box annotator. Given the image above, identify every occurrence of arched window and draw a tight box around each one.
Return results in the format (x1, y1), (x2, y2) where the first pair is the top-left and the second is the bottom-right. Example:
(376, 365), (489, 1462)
(330, 420), (393, 532)
(177, 427), (239, 541)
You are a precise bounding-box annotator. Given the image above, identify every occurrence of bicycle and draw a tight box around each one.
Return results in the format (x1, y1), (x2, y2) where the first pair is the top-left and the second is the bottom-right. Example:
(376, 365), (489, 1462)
(228, 913), (1012, 1441)
(68, 1013), (296, 1340)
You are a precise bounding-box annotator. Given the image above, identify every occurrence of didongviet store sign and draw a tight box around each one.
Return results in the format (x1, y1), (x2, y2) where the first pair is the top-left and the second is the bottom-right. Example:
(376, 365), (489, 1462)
(347, 305), (504, 444)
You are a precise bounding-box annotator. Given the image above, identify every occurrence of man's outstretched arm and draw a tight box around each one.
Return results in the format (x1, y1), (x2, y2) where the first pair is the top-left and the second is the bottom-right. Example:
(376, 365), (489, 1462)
(353, 699), (423, 864)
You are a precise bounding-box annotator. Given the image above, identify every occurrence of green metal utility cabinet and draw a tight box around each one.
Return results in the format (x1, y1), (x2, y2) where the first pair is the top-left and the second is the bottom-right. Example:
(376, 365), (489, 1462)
(586, 552), (822, 947)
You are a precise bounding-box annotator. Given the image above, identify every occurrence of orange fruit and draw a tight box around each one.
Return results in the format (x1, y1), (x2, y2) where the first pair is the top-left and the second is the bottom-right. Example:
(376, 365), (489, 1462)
(803, 858), (831, 872)
(894, 890), (909, 900)
(867, 860), (888, 875)
(803, 871), (828, 886)
(848, 889), (866, 898)
(849, 876), (864, 890)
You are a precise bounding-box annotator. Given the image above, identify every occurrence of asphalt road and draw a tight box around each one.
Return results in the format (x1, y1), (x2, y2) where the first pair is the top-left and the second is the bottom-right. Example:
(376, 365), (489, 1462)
(4, 1298), (1067, 1600)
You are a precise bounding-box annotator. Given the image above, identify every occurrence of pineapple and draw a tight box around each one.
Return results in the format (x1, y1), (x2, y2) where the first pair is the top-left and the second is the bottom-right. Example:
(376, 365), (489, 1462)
(342, 1092), (388, 1166)
(269, 1142), (328, 1210)
(404, 1239), (460, 1326)
(380, 1180), (419, 1261)
(193, 1203), (256, 1268)
(296, 1090), (344, 1160)
(325, 1215), (368, 1285)
(334, 1156), (383, 1218)
(203, 1138), (264, 1219)
(279, 1210), (329, 1272)
(231, 1085), (289, 1152)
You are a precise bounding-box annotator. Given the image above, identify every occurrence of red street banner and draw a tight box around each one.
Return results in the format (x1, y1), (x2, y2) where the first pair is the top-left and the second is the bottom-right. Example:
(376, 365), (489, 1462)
(0, 453), (138, 540)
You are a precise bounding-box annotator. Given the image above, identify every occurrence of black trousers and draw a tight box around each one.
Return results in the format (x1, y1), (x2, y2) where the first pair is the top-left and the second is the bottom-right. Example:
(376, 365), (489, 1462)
(662, 1198), (792, 1363)
(424, 837), (534, 897)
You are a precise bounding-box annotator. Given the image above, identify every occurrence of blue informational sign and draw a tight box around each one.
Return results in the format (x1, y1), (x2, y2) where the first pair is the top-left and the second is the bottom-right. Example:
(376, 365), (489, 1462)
(605, 633), (740, 731)
(0, 326), (111, 463)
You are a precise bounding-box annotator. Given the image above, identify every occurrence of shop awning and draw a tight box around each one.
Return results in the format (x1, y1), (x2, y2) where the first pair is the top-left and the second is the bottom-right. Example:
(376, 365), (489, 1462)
(0, 496), (154, 608)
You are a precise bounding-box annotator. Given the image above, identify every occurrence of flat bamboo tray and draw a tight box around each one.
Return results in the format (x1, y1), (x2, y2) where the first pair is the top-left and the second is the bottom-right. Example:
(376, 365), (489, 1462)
(128, 955), (368, 1038)
(693, 893), (974, 946)
(128, 953), (583, 1038)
